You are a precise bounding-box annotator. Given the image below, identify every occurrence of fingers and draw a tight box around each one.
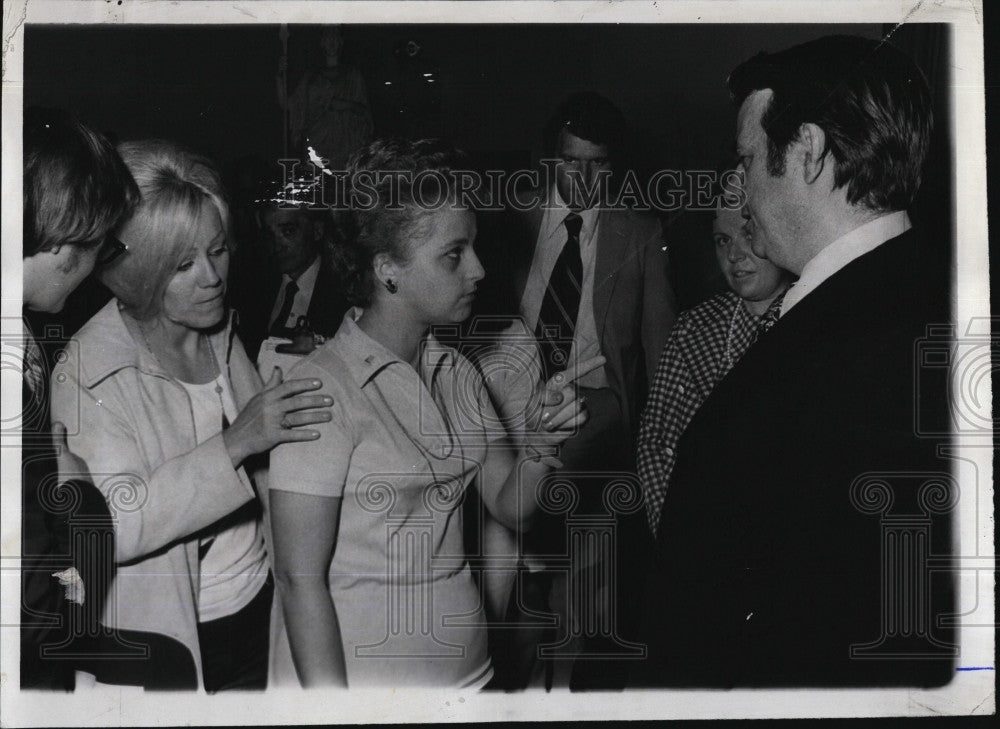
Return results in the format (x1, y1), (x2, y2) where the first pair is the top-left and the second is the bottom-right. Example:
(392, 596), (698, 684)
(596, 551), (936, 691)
(274, 428), (323, 443)
(281, 410), (333, 429)
(539, 387), (567, 408)
(265, 366), (284, 389)
(541, 395), (587, 431)
(282, 393), (334, 413)
(546, 354), (606, 391)
(543, 409), (590, 440)
(546, 414), (589, 441)
(269, 377), (324, 399)
(51, 421), (68, 447)
(51, 420), (93, 482)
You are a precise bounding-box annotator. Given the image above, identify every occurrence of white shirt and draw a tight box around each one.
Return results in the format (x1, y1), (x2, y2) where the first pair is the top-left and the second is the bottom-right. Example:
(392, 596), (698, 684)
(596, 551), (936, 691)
(178, 374), (268, 623)
(268, 254), (322, 330)
(780, 211), (912, 318)
(520, 185), (608, 388)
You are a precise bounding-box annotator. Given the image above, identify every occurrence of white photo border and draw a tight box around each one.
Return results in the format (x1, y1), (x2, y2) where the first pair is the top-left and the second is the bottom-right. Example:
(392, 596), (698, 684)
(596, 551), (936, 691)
(1, 1), (992, 724)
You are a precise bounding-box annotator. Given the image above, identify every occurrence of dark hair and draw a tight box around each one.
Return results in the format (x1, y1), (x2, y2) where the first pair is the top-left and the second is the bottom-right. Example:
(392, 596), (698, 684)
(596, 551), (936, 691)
(331, 138), (467, 307)
(542, 91), (626, 158)
(727, 35), (932, 212)
(23, 107), (139, 258)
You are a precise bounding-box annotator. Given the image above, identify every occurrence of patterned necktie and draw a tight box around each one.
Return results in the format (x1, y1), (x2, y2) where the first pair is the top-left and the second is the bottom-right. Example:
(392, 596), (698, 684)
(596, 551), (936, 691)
(270, 279), (299, 336)
(754, 289), (787, 341)
(535, 212), (584, 376)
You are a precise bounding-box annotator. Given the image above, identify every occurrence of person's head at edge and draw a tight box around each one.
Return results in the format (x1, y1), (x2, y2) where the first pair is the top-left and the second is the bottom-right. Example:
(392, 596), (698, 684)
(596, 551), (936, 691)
(331, 138), (484, 335)
(542, 92), (625, 212)
(102, 139), (232, 335)
(23, 107), (140, 313)
(728, 34), (932, 275)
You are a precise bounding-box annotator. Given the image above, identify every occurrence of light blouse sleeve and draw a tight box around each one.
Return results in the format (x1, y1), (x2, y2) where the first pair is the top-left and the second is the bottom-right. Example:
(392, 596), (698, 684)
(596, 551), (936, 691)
(269, 359), (354, 498)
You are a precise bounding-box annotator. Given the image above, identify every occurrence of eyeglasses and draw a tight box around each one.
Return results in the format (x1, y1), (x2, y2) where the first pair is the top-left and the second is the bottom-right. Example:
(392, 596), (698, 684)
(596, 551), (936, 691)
(97, 234), (129, 266)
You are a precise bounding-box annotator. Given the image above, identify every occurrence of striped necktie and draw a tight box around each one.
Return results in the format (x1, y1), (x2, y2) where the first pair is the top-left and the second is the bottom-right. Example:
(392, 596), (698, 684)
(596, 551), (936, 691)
(535, 212), (584, 377)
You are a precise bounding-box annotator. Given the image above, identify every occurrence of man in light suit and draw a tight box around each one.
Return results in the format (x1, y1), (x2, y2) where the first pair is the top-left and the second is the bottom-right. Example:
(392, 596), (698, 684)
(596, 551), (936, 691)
(483, 92), (675, 689)
(633, 35), (954, 688)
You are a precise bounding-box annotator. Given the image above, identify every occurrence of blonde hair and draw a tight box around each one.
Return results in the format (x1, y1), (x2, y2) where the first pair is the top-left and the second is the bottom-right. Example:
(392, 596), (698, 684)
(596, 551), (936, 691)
(102, 140), (230, 319)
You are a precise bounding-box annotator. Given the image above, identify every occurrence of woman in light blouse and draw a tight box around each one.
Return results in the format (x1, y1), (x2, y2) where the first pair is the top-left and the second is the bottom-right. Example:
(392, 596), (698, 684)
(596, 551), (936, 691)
(269, 139), (597, 688)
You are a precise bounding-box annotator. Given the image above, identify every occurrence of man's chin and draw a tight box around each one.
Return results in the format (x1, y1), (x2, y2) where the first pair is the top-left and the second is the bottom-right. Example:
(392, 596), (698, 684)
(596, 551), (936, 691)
(447, 300), (475, 324)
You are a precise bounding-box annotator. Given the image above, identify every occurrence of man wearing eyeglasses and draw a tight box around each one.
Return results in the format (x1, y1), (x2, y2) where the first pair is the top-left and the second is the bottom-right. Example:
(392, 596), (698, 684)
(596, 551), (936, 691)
(20, 107), (139, 689)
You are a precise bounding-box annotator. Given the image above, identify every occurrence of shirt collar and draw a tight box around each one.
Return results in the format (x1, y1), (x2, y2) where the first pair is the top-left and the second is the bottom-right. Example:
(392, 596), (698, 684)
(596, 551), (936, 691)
(780, 210), (911, 317)
(76, 298), (237, 387)
(283, 254), (321, 291)
(542, 184), (600, 245)
(336, 307), (456, 388)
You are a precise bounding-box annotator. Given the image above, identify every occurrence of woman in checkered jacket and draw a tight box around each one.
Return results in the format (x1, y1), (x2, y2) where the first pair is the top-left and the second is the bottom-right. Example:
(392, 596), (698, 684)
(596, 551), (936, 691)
(637, 196), (793, 536)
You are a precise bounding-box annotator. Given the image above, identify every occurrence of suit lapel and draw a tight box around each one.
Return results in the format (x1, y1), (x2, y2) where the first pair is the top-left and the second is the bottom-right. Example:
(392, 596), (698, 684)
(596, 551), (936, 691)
(593, 209), (623, 339)
(512, 194), (545, 305)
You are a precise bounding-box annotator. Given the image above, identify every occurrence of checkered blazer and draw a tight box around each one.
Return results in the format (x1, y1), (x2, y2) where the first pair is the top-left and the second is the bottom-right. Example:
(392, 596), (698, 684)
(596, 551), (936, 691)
(637, 290), (783, 533)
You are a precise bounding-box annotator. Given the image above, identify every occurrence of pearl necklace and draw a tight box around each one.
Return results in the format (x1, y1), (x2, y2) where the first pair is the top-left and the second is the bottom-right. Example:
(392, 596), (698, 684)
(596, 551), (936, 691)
(723, 299), (743, 370)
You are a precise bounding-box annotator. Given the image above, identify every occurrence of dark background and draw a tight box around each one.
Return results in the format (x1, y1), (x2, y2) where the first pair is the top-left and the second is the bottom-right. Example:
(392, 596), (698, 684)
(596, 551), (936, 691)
(25, 22), (952, 316)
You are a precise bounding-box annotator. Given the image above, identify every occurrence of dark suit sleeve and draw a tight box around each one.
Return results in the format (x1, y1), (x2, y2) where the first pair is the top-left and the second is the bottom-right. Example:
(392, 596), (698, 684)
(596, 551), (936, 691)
(639, 217), (677, 385)
(56, 478), (115, 628)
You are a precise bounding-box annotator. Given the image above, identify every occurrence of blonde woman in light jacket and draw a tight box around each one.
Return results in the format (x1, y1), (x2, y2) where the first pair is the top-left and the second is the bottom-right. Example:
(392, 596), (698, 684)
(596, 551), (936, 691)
(49, 140), (332, 691)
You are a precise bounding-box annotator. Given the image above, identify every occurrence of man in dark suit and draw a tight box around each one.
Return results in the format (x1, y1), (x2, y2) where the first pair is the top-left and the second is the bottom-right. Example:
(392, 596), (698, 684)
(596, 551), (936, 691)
(483, 92), (676, 688)
(20, 108), (137, 689)
(234, 202), (349, 362)
(633, 35), (954, 688)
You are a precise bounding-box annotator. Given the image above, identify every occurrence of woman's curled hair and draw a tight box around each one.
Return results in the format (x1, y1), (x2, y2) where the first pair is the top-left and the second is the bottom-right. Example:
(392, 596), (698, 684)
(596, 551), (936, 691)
(330, 138), (468, 307)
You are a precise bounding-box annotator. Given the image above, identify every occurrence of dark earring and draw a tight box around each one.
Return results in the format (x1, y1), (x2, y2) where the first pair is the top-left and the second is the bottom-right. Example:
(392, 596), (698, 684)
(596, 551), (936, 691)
(384, 279), (398, 294)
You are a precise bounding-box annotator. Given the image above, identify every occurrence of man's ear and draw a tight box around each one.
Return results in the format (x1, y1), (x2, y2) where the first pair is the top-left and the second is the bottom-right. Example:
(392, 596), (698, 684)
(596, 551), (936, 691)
(797, 122), (828, 185)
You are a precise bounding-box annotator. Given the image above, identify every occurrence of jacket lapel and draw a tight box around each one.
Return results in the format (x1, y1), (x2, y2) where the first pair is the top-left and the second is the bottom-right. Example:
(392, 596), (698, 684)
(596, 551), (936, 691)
(512, 191), (546, 305)
(593, 209), (623, 340)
